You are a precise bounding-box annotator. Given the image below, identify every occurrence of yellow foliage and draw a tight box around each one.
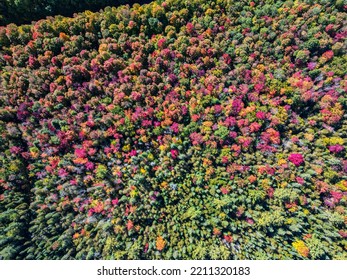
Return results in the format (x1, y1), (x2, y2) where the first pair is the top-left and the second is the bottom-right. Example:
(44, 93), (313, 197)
(9, 164), (19, 172)
(323, 137), (344, 146)
(122, 144), (131, 152)
(130, 188), (137, 198)
(336, 180), (347, 191)
(159, 145), (166, 152)
(275, 106), (288, 122)
(261, 179), (270, 189)
(292, 240), (309, 258)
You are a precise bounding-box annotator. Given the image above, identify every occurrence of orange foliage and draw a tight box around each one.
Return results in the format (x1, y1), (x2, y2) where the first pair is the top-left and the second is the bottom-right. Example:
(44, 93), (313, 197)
(156, 236), (166, 251)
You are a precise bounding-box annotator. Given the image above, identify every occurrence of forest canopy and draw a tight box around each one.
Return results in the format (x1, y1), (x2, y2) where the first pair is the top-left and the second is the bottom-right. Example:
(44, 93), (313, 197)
(0, 0), (346, 260)
(0, 0), (151, 25)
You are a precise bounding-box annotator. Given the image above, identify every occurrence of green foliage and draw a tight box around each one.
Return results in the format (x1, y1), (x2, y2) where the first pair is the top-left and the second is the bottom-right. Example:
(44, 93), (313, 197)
(0, 0), (151, 26)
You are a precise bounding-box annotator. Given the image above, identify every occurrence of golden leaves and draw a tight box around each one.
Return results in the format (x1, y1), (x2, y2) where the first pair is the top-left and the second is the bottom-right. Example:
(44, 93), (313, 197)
(293, 240), (310, 258)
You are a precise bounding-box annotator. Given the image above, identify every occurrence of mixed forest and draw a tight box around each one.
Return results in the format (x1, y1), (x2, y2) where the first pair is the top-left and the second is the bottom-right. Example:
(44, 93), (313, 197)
(0, 0), (346, 259)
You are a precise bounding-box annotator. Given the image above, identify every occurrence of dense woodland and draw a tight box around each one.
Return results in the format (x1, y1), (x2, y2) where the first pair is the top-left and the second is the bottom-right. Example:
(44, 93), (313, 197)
(0, 0), (346, 259)
(0, 0), (152, 25)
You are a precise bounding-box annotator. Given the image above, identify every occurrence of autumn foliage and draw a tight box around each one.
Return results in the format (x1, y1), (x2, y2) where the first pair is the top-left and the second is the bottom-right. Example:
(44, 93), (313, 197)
(0, 0), (346, 260)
